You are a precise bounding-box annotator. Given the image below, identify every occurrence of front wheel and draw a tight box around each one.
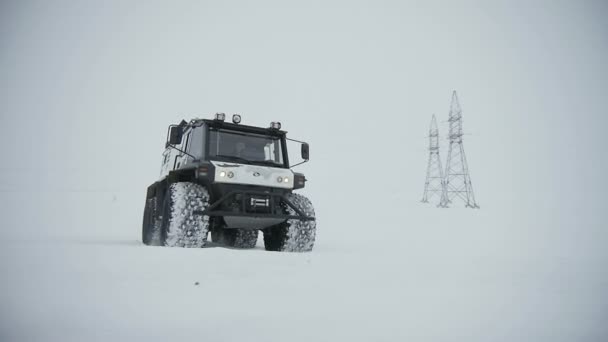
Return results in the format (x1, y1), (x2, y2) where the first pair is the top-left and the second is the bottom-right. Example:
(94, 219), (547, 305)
(263, 193), (316, 252)
(160, 182), (210, 248)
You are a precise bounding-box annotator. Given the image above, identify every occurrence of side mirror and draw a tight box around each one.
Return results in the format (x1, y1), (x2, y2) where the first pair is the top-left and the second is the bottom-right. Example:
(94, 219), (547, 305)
(301, 143), (309, 160)
(168, 126), (183, 145)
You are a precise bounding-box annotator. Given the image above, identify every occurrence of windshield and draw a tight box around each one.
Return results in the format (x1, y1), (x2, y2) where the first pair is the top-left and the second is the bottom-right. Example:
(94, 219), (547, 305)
(208, 128), (285, 166)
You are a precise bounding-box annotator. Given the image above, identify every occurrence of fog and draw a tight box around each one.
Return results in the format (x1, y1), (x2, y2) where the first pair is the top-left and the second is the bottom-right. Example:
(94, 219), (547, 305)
(1, 1), (607, 341)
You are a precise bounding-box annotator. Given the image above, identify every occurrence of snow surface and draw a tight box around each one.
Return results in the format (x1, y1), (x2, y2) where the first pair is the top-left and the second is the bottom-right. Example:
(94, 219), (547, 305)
(1, 1), (608, 341)
(1, 191), (606, 341)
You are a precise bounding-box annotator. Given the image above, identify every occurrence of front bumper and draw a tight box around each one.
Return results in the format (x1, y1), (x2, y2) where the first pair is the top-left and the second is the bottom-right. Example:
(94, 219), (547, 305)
(194, 190), (315, 222)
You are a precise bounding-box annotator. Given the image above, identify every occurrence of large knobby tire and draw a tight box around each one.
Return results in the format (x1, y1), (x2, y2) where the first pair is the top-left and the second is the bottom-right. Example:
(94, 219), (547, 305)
(142, 197), (161, 246)
(160, 182), (210, 248)
(212, 228), (258, 249)
(263, 193), (316, 252)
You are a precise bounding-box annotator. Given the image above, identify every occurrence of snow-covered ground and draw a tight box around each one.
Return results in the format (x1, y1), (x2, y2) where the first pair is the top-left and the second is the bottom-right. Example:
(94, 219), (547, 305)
(1, 190), (606, 341)
(1, 1), (607, 341)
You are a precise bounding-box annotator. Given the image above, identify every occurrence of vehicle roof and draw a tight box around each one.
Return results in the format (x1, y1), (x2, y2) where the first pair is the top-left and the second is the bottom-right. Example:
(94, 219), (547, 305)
(185, 119), (288, 136)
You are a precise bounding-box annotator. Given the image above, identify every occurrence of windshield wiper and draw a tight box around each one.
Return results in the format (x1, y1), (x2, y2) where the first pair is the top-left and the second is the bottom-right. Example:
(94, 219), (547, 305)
(214, 155), (251, 164)
(253, 160), (283, 167)
(214, 155), (283, 167)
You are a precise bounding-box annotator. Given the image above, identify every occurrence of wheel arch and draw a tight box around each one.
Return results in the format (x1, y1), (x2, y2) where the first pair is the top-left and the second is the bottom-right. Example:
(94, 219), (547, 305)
(153, 168), (209, 207)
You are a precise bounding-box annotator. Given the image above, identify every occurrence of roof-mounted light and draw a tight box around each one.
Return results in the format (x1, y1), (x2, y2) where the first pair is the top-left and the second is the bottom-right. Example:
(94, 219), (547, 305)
(270, 121), (281, 130)
(232, 114), (241, 124)
(215, 112), (226, 121)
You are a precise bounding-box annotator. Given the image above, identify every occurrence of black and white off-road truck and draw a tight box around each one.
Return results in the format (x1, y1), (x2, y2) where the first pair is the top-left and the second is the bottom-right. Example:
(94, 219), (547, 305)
(142, 113), (316, 252)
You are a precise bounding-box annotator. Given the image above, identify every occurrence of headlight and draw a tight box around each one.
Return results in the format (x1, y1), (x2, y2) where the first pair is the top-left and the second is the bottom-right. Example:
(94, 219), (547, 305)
(277, 176), (283, 183)
(283, 177), (289, 183)
(227, 171), (234, 178)
(219, 171), (226, 177)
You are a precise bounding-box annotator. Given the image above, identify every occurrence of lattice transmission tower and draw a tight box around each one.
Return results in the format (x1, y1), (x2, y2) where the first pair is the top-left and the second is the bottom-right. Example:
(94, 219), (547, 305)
(439, 91), (479, 208)
(421, 114), (445, 205)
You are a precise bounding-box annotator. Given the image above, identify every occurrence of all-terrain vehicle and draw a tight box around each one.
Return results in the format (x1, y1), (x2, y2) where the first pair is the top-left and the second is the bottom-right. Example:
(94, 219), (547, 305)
(141, 113), (316, 252)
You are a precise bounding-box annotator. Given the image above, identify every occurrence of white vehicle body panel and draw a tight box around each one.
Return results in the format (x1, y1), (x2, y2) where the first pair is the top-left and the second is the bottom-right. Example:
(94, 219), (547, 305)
(210, 161), (294, 189)
(159, 127), (195, 180)
(159, 148), (179, 179)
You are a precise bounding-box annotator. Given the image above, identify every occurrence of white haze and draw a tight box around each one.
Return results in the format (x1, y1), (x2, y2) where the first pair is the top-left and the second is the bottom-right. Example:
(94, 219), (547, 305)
(0, 1), (607, 341)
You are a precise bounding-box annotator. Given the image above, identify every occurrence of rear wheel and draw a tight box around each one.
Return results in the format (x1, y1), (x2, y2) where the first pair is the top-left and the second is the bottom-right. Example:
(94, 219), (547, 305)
(212, 228), (258, 249)
(160, 182), (210, 248)
(142, 197), (161, 246)
(263, 193), (316, 252)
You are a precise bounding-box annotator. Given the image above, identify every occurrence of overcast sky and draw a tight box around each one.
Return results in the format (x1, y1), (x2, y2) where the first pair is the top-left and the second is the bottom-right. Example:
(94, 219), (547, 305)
(1, 0), (606, 241)
(1, 2), (607, 340)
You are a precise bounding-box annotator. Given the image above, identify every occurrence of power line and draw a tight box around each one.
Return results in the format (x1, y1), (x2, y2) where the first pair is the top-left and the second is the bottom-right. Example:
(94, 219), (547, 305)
(421, 114), (446, 205)
(439, 91), (479, 209)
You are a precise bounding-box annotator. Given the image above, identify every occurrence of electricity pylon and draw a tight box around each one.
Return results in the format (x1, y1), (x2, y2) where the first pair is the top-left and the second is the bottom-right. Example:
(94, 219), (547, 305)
(440, 91), (479, 208)
(421, 114), (445, 205)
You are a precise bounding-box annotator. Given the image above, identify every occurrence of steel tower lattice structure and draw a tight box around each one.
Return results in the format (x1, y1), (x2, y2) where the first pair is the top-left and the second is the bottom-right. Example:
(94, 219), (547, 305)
(439, 91), (479, 208)
(421, 114), (445, 205)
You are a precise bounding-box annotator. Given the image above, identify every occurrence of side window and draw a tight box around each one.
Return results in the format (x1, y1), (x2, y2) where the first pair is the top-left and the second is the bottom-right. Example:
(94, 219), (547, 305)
(188, 127), (203, 158)
(263, 140), (283, 163)
(174, 131), (191, 170)
(273, 140), (282, 163)
(183, 131), (191, 152)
